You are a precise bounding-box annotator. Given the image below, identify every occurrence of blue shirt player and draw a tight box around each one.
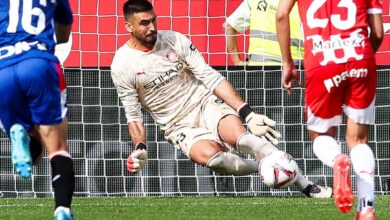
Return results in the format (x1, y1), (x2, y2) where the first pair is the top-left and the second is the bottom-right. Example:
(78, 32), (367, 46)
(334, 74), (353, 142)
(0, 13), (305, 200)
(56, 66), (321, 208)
(0, 1), (75, 219)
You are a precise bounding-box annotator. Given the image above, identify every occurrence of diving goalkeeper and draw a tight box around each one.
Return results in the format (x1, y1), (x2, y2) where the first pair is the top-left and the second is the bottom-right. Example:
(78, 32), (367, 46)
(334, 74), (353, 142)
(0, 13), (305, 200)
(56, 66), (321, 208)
(111, 0), (331, 198)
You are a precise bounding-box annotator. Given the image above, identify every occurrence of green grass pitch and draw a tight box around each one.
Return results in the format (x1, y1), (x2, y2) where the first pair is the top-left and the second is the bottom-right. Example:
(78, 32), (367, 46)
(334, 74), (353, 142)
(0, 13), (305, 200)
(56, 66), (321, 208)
(1, 196), (389, 220)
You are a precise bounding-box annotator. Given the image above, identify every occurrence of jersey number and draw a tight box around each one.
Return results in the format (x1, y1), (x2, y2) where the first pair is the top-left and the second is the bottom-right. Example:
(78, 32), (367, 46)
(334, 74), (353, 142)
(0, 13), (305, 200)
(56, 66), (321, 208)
(307, 0), (357, 30)
(7, 0), (48, 35)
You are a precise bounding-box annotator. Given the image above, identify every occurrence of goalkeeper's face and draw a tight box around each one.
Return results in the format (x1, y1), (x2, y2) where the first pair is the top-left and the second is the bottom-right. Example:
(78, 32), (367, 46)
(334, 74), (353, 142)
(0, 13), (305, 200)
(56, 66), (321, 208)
(126, 10), (158, 46)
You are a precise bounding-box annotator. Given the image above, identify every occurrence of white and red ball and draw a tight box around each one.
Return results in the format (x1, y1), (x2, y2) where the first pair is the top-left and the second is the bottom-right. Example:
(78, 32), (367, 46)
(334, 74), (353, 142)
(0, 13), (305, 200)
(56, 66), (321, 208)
(259, 151), (299, 189)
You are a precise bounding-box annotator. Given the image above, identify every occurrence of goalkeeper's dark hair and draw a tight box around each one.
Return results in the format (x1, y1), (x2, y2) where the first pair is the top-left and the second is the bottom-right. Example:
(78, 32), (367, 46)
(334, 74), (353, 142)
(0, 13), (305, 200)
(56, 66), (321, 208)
(123, 0), (154, 19)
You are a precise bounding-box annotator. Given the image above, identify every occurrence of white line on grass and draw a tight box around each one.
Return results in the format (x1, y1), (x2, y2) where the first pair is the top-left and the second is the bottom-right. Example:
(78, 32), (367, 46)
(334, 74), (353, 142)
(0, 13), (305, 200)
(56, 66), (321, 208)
(0, 201), (335, 208)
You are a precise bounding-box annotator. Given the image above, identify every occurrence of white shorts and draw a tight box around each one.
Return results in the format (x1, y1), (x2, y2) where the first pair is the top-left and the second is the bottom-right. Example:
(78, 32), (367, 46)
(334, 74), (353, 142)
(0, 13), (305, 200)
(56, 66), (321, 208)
(164, 95), (238, 158)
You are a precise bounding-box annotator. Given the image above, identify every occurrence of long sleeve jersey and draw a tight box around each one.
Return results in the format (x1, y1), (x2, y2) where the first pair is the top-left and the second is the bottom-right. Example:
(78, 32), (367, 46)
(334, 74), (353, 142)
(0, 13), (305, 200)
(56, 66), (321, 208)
(111, 30), (225, 130)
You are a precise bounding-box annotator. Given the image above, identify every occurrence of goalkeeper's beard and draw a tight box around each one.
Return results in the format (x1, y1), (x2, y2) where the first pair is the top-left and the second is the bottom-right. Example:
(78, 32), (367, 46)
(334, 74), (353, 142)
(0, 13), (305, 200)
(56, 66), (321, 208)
(134, 31), (157, 47)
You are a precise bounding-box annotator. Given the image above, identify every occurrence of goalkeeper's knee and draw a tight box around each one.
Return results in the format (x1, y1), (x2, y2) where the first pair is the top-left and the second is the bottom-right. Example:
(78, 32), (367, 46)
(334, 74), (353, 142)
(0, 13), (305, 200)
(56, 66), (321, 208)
(206, 151), (258, 175)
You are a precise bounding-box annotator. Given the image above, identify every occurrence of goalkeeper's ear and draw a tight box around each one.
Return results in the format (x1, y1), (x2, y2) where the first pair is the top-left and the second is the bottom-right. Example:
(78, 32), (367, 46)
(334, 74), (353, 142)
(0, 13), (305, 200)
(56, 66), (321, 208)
(125, 22), (134, 33)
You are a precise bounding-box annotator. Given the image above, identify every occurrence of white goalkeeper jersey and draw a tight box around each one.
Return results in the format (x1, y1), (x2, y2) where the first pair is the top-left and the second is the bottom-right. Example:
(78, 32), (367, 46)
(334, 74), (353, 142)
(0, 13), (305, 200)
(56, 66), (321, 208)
(111, 30), (225, 130)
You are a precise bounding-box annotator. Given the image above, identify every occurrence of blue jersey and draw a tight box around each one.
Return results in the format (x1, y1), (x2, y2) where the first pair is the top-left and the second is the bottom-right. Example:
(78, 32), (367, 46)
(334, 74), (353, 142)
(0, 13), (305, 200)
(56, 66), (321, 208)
(0, 0), (73, 69)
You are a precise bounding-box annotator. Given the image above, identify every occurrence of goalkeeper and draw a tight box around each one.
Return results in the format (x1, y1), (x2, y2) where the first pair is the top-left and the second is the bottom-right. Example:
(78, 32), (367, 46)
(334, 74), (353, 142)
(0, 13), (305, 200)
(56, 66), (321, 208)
(111, 0), (331, 198)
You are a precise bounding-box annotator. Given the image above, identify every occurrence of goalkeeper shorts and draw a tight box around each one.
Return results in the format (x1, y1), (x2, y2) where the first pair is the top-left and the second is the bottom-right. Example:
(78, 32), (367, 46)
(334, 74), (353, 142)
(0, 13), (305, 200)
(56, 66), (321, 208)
(0, 58), (67, 136)
(165, 95), (238, 158)
(305, 58), (376, 133)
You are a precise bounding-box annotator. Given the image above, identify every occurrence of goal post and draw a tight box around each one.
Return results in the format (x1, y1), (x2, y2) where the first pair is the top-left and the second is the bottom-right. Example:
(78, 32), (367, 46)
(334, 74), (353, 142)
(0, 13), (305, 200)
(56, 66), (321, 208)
(1, 67), (389, 197)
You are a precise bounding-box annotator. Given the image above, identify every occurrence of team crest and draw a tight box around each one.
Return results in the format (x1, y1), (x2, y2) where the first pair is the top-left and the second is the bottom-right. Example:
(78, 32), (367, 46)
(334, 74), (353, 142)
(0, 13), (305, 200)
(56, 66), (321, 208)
(166, 50), (178, 62)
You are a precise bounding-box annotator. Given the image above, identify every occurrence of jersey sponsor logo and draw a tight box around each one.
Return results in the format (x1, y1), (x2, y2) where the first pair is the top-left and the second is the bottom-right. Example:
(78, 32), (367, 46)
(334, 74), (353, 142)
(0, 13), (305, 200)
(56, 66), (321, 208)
(214, 98), (224, 104)
(144, 62), (184, 89)
(137, 72), (145, 75)
(323, 68), (368, 92)
(308, 29), (364, 66)
(166, 50), (178, 62)
(0, 41), (47, 60)
(257, 0), (268, 11)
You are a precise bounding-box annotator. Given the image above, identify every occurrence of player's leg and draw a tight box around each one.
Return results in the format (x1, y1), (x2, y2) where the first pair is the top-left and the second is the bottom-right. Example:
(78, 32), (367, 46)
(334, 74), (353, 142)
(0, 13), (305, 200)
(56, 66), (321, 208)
(27, 128), (44, 165)
(36, 120), (75, 219)
(201, 96), (277, 161)
(167, 124), (258, 175)
(346, 120), (375, 219)
(199, 97), (267, 174)
(306, 64), (352, 208)
(17, 59), (75, 219)
(189, 139), (258, 175)
(344, 59), (377, 219)
(0, 64), (35, 178)
(202, 96), (329, 197)
(218, 114), (277, 160)
(218, 114), (331, 197)
(310, 128), (351, 205)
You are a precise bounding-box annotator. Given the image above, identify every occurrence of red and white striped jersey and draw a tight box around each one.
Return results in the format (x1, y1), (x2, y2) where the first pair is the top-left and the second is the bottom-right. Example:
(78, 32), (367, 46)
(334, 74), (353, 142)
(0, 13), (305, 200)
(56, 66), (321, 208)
(297, 0), (383, 71)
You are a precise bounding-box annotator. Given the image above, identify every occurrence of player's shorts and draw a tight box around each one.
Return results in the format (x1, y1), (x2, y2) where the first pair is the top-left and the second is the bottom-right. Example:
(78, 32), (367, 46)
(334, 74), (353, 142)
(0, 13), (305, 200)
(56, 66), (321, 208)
(164, 94), (238, 158)
(305, 59), (376, 133)
(0, 58), (67, 136)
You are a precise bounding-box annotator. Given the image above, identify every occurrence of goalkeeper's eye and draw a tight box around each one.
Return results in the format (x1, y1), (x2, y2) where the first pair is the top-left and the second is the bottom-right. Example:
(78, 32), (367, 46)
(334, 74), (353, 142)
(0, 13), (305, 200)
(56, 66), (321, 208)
(139, 16), (157, 27)
(140, 20), (151, 26)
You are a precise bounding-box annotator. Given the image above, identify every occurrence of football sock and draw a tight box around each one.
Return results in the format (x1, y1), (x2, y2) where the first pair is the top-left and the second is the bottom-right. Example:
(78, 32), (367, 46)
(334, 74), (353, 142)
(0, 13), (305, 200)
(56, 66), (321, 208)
(294, 172), (313, 191)
(358, 198), (375, 212)
(29, 136), (43, 164)
(350, 144), (375, 206)
(50, 151), (75, 209)
(237, 132), (278, 160)
(206, 151), (258, 175)
(313, 135), (341, 167)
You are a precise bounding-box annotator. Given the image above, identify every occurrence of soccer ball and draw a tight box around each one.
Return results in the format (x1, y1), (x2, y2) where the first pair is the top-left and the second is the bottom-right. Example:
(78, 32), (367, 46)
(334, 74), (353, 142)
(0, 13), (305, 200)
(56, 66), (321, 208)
(259, 151), (299, 189)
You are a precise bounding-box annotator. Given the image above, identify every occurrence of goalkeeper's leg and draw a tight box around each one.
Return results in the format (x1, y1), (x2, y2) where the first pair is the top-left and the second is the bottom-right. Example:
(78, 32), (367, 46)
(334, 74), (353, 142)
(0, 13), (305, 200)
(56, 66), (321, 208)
(217, 115), (332, 198)
(235, 131), (332, 198)
(189, 139), (258, 175)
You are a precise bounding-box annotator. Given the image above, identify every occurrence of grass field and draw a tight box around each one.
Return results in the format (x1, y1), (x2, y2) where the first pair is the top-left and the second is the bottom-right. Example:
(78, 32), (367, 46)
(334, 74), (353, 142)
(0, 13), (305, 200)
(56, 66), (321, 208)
(1, 196), (389, 220)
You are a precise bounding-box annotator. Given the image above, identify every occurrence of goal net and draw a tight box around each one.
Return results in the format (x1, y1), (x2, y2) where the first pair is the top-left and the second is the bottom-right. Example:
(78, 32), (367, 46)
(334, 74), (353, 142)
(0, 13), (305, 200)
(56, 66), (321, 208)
(0, 0), (389, 198)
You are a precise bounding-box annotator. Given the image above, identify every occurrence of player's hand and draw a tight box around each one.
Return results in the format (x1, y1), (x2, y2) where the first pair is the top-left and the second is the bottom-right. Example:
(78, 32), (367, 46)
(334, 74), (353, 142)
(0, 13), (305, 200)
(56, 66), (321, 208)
(245, 112), (281, 145)
(127, 143), (148, 173)
(282, 61), (301, 94)
(233, 59), (248, 66)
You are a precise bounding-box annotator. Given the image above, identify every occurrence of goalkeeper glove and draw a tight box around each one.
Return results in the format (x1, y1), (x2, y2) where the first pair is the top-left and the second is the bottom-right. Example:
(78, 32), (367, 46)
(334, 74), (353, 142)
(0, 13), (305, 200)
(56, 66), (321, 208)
(238, 103), (281, 145)
(127, 142), (148, 173)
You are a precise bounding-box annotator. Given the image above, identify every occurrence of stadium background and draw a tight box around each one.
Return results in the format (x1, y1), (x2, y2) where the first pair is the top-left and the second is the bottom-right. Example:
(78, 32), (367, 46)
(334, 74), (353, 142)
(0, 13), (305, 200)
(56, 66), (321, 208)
(64, 0), (390, 67)
(0, 0), (389, 198)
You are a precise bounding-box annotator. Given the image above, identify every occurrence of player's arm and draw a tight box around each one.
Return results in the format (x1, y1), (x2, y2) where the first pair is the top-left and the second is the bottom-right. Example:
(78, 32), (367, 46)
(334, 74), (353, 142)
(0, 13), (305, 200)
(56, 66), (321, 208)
(224, 1), (251, 66)
(224, 22), (245, 66)
(179, 33), (281, 144)
(127, 121), (148, 173)
(276, 0), (300, 94)
(111, 68), (148, 173)
(54, 0), (73, 44)
(367, 0), (384, 53)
